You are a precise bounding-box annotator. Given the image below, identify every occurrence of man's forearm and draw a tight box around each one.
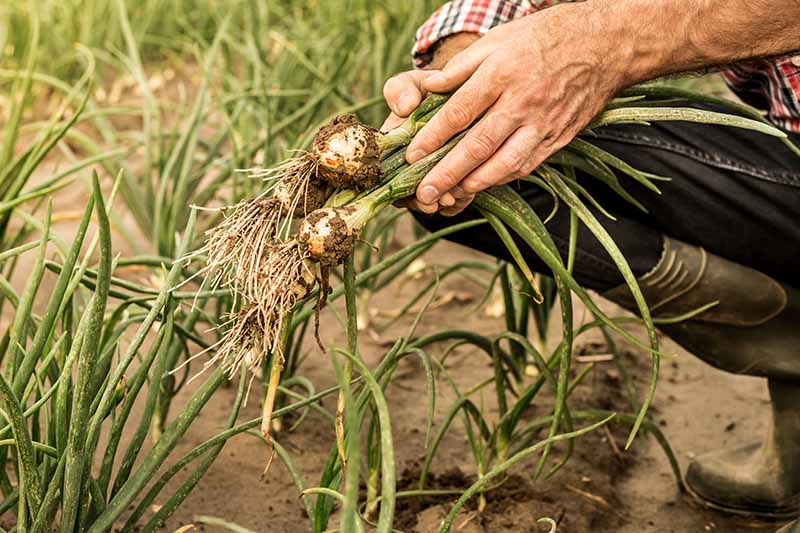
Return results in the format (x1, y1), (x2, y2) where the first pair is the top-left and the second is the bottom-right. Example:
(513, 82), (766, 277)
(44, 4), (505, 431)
(423, 0), (799, 86)
(567, 0), (800, 86)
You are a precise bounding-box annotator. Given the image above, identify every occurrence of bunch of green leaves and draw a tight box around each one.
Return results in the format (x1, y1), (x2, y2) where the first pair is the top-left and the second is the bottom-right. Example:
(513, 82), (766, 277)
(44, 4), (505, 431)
(0, 173), (235, 531)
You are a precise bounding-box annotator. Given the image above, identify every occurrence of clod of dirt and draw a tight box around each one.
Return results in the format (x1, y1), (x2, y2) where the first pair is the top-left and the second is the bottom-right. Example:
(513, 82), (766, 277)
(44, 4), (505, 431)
(394, 467), (570, 533)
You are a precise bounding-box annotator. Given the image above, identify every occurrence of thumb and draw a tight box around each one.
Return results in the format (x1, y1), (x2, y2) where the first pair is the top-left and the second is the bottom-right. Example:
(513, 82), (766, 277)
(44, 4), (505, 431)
(383, 70), (437, 118)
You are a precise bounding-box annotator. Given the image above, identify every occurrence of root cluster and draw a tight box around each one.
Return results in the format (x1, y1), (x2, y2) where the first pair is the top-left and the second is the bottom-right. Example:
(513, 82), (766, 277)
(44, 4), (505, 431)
(187, 196), (282, 294)
(203, 243), (315, 378)
(185, 114), (381, 377)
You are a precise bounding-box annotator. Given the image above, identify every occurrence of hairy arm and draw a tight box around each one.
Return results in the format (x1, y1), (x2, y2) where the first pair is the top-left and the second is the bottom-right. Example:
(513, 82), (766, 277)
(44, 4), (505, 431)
(389, 0), (800, 214)
(605, 0), (800, 81)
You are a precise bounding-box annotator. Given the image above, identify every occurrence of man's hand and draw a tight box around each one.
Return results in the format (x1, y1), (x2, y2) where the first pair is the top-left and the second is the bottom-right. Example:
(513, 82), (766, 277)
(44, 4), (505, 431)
(383, 32), (481, 133)
(386, 0), (800, 216)
(383, 5), (626, 215)
(383, 32), (481, 215)
(398, 4), (624, 215)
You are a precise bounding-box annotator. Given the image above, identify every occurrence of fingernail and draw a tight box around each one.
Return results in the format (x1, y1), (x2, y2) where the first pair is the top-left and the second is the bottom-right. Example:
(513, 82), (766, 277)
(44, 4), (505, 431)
(421, 204), (438, 215)
(419, 185), (439, 204)
(397, 91), (414, 113)
(407, 149), (426, 162)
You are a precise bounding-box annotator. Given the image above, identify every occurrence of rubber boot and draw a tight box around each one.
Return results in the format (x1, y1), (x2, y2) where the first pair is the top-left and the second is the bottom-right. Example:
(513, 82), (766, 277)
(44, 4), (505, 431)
(602, 236), (800, 519)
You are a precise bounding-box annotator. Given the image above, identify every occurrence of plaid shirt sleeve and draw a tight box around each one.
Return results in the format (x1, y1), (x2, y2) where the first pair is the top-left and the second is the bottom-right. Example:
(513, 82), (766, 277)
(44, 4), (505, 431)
(412, 0), (576, 68)
(721, 56), (800, 133)
(413, 1), (800, 133)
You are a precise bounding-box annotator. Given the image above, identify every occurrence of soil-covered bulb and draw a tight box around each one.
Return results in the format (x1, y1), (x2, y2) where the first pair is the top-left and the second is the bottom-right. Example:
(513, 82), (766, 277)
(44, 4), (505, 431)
(312, 115), (383, 190)
(298, 207), (357, 266)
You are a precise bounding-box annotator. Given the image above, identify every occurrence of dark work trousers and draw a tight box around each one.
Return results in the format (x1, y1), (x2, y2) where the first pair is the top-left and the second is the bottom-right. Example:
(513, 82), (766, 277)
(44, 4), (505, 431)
(413, 105), (800, 292)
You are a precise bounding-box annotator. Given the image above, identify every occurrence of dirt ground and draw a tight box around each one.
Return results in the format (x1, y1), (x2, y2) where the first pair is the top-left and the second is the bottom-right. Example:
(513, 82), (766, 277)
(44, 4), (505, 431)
(111, 220), (789, 533)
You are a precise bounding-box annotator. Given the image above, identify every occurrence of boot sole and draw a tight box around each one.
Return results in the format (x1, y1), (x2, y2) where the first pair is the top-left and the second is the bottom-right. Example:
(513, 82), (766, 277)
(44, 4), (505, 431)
(686, 483), (800, 520)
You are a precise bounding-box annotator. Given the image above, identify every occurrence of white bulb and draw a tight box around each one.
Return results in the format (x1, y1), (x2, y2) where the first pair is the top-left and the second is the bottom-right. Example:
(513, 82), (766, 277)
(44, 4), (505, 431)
(317, 125), (371, 177)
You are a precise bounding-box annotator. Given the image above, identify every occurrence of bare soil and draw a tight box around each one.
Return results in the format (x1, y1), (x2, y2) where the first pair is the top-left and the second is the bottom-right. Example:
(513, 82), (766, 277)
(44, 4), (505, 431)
(123, 221), (790, 533)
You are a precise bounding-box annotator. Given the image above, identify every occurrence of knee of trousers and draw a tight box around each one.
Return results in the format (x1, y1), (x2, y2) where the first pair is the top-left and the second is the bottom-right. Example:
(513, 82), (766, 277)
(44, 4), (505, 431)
(410, 208), (634, 292)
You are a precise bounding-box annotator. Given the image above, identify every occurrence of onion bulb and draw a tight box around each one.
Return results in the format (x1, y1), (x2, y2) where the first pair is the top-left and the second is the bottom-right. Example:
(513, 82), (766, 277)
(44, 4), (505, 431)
(311, 115), (383, 190)
(272, 179), (331, 217)
(297, 207), (359, 266)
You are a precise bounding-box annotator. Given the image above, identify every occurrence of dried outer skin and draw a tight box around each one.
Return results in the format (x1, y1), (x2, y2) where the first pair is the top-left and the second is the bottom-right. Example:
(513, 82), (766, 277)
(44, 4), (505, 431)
(292, 258), (318, 299)
(273, 180), (331, 217)
(312, 115), (383, 190)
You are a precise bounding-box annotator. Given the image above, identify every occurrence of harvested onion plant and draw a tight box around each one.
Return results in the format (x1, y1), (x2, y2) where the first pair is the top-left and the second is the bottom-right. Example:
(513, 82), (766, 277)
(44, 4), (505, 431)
(188, 87), (789, 468)
(188, 95), (446, 296)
